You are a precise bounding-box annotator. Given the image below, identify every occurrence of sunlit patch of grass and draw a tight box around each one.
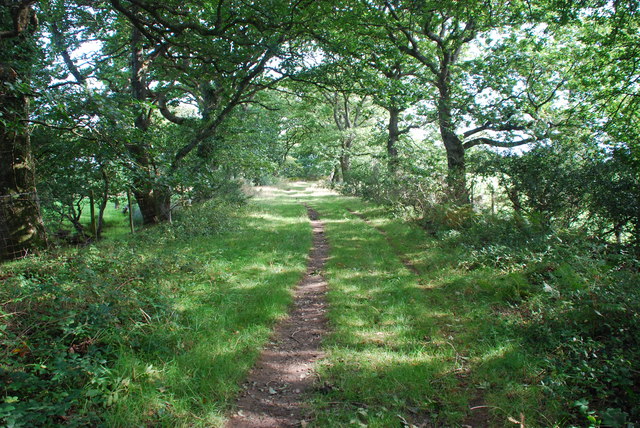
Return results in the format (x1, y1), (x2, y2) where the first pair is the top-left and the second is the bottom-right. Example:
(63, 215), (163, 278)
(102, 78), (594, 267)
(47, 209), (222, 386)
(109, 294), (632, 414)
(22, 197), (313, 427)
(326, 197), (555, 426)
(293, 196), (462, 426)
(291, 195), (570, 426)
(103, 198), (313, 426)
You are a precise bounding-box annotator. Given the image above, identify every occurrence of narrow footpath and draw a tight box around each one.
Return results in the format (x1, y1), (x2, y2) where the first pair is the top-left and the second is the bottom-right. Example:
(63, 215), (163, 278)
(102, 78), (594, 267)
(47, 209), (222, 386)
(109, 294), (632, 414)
(226, 206), (329, 427)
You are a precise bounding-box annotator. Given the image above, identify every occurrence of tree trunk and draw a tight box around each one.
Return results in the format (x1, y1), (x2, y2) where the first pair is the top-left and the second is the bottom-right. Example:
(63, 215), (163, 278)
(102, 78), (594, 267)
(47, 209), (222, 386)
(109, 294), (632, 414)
(0, 87), (47, 258)
(96, 167), (109, 238)
(437, 84), (469, 204)
(339, 153), (350, 182)
(65, 202), (87, 238)
(442, 133), (468, 204)
(339, 135), (353, 182)
(634, 217), (640, 253)
(0, 6), (47, 260)
(331, 165), (341, 184)
(127, 27), (171, 225)
(506, 184), (523, 214)
(387, 106), (400, 172)
(133, 185), (171, 225)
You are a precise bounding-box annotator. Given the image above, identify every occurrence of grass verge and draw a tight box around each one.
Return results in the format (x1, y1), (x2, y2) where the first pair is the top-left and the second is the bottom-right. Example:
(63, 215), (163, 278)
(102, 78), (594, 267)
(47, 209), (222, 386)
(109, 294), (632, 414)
(0, 195), (311, 427)
(303, 194), (639, 427)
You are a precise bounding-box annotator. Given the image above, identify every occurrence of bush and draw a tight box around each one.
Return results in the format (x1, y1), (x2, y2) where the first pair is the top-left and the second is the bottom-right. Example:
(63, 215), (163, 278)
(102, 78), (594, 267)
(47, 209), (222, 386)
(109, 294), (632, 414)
(524, 273), (640, 425)
(170, 197), (243, 238)
(0, 259), (165, 426)
(426, 206), (640, 424)
(338, 158), (447, 219)
(0, 198), (240, 426)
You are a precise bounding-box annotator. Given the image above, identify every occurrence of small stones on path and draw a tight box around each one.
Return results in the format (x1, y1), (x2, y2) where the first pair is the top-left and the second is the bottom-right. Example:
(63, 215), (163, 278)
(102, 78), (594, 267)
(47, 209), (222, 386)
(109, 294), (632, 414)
(225, 206), (329, 428)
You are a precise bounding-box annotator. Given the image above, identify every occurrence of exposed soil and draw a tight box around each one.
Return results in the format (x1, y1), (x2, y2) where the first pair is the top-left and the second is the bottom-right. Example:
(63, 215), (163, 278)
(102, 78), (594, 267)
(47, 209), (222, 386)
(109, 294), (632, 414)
(464, 397), (490, 428)
(225, 206), (329, 428)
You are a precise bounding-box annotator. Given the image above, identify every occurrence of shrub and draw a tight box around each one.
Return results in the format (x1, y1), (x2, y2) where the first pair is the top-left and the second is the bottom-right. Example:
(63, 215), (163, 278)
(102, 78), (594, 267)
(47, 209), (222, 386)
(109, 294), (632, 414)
(518, 250), (640, 425)
(0, 198), (239, 426)
(338, 158), (447, 219)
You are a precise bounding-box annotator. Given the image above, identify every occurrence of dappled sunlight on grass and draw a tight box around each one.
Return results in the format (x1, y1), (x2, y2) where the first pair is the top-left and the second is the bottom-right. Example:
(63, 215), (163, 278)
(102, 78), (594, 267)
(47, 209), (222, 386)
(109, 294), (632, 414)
(10, 182), (628, 426)
(100, 192), (313, 426)
(303, 196), (470, 426)
(294, 193), (587, 426)
(246, 211), (308, 223)
(323, 196), (567, 426)
(252, 180), (339, 199)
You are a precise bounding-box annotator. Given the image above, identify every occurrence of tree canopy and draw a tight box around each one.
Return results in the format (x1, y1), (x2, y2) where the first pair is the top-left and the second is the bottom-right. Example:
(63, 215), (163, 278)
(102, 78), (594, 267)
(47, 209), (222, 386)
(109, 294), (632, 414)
(1, 0), (639, 258)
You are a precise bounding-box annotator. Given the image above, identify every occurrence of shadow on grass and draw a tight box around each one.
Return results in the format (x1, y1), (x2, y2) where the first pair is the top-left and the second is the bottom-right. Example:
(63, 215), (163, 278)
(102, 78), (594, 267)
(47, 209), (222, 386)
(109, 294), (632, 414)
(100, 199), (313, 426)
(294, 195), (554, 427)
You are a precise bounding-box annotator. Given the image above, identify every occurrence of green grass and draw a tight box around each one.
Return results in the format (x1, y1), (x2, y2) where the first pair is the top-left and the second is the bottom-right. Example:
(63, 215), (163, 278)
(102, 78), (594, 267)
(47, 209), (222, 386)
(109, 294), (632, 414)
(1, 195), (312, 427)
(291, 196), (471, 426)
(301, 194), (638, 427)
(96, 203), (138, 240)
(106, 197), (312, 426)
(3, 182), (638, 427)
(43, 200), (137, 242)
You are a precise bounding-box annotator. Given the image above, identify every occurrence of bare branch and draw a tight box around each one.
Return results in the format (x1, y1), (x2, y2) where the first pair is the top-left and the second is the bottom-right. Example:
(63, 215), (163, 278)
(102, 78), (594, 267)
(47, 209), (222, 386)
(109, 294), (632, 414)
(398, 124), (419, 135)
(47, 81), (84, 90)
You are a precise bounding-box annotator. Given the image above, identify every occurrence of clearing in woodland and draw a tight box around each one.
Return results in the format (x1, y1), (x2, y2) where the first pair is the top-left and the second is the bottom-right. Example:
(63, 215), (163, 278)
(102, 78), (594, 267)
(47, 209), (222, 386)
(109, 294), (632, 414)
(3, 182), (636, 427)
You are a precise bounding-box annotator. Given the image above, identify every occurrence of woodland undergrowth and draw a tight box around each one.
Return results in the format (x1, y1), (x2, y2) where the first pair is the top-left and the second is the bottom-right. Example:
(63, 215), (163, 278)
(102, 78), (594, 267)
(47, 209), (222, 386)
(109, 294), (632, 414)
(335, 176), (640, 426)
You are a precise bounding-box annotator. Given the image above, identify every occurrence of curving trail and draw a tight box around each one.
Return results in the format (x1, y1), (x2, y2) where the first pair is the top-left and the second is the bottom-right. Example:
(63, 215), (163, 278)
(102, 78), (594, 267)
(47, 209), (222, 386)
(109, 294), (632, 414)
(226, 206), (329, 427)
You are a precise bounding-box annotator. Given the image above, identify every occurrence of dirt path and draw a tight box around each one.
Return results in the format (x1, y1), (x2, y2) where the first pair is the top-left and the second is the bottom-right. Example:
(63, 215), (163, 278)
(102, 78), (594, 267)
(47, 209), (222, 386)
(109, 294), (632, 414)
(225, 206), (329, 427)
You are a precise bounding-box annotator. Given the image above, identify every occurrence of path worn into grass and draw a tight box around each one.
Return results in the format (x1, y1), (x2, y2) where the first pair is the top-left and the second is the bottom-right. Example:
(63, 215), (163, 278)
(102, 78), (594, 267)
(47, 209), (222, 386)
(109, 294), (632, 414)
(347, 208), (421, 276)
(347, 207), (489, 428)
(226, 206), (328, 427)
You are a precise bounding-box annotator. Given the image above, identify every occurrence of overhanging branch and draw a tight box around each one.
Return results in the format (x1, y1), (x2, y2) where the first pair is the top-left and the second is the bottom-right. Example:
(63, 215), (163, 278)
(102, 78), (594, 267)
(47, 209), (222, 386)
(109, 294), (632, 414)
(463, 136), (535, 150)
(156, 93), (189, 124)
(463, 121), (528, 138)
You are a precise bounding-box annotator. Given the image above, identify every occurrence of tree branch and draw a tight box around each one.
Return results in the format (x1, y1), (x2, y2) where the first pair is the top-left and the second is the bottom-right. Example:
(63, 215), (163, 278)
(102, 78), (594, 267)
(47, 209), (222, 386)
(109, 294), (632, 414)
(171, 41), (282, 170)
(47, 81), (84, 90)
(463, 121), (528, 138)
(0, 0), (37, 40)
(156, 93), (189, 124)
(463, 136), (535, 150)
(50, 23), (87, 84)
(398, 124), (419, 135)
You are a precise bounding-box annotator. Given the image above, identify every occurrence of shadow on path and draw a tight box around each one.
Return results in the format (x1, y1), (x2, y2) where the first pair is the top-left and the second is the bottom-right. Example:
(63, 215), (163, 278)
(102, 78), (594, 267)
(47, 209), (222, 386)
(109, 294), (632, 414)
(226, 206), (329, 427)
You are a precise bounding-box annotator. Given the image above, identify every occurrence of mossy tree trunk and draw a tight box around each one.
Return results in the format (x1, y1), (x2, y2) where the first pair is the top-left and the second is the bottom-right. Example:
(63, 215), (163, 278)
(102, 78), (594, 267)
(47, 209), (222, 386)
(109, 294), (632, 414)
(0, 2), (47, 260)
